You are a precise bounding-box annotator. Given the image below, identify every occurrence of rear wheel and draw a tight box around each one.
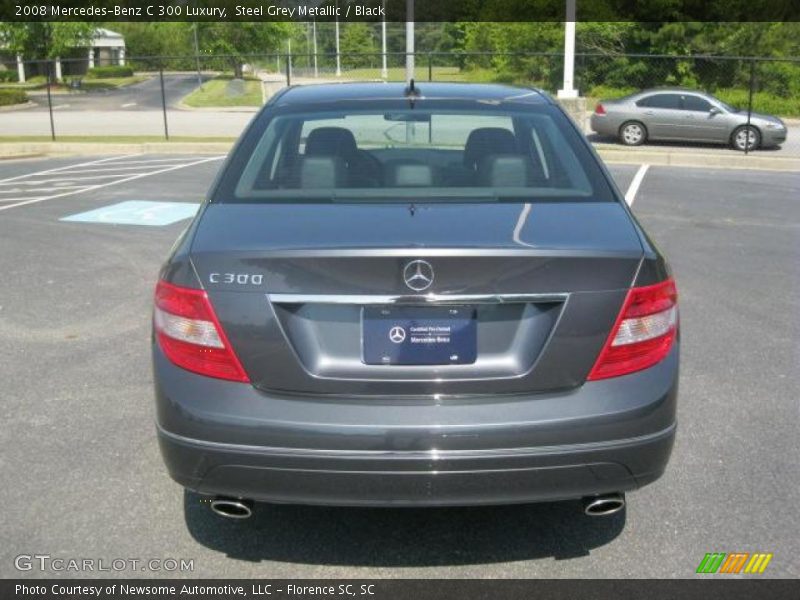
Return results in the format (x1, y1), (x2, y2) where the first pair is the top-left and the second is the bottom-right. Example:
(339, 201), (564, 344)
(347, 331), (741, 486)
(619, 121), (647, 146)
(731, 125), (761, 151)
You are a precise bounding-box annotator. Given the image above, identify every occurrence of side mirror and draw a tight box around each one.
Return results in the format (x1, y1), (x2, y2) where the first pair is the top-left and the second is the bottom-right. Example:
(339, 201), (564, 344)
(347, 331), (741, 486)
(709, 106), (722, 116)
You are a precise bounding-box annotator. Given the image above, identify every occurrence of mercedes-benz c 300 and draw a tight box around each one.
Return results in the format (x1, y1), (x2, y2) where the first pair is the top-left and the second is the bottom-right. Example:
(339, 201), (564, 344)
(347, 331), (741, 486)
(153, 83), (679, 519)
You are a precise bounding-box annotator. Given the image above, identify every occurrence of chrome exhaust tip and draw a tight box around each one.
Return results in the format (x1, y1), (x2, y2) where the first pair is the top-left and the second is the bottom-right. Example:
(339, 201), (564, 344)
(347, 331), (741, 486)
(210, 497), (253, 519)
(582, 493), (625, 517)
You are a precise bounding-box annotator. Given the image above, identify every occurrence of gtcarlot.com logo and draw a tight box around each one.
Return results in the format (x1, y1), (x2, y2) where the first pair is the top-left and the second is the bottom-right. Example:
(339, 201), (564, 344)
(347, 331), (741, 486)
(14, 554), (194, 573)
(696, 552), (773, 574)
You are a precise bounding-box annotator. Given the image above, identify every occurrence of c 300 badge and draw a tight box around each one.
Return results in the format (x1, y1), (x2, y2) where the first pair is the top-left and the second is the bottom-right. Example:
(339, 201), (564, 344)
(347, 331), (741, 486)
(208, 273), (263, 285)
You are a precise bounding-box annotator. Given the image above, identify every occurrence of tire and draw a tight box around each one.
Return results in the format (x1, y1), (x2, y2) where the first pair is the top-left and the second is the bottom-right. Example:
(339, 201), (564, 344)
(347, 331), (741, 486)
(619, 121), (647, 146)
(731, 125), (761, 151)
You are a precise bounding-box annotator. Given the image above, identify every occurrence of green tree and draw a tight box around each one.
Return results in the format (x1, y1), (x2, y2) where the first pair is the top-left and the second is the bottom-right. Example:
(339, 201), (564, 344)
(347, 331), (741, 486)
(197, 22), (295, 78)
(0, 22), (94, 59)
(106, 23), (195, 67)
(339, 23), (379, 69)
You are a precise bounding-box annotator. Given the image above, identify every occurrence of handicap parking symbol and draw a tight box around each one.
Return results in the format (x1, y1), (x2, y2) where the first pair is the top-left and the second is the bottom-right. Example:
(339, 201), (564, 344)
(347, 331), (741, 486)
(61, 201), (200, 226)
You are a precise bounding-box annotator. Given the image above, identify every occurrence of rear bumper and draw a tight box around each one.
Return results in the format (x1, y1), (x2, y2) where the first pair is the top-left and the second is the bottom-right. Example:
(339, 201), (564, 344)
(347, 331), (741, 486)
(589, 114), (618, 137)
(158, 423), (674, 506)
(154, 343), (678, 507)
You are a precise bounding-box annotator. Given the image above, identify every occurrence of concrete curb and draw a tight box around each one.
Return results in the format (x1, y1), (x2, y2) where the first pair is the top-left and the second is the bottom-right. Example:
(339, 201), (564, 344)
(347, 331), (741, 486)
(0, 100), (38, 112)
(596, 146), (800, 171)
(0, 140), (798, 171)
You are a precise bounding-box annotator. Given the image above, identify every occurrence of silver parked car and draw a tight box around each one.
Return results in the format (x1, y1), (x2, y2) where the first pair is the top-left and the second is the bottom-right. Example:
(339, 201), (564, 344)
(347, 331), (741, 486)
(590, 88), (787, 151)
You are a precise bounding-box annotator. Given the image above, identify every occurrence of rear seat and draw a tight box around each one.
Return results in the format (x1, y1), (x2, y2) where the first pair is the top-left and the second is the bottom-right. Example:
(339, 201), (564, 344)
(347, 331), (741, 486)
(298, 156), (347, 188)
(477, 155), (531, 187)
(386, 163), (434, 187)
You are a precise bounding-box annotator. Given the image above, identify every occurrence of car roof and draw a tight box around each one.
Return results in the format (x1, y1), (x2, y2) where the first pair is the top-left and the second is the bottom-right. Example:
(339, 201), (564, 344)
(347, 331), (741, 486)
(635, 87), (712, 97)
(271, 82), (552, 106)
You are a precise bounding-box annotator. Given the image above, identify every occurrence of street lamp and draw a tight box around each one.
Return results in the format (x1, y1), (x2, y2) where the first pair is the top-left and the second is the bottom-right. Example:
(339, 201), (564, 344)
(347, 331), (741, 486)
(312, 20), (318, 78)
(405, 0), (414, 82)
(335, 18), (342, 76)
(193, 23), (202, 87)
(381, 0), (388, 79)
(557, 0), (578, 98)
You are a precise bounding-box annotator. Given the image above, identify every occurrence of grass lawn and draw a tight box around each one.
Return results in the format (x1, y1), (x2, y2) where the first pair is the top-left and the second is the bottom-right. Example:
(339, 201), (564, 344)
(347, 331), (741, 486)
(77, 75), (151, 91)
(182, 76), (262, 108)
(0, 81), (46, 91)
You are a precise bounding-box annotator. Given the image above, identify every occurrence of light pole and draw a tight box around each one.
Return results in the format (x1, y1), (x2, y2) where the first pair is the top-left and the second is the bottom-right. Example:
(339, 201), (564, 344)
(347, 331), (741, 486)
(405, 0), (414, 82)
(381, 1), (388, 79)
(193, 23), (202, 87)
(335, 18), (342, 76)
(557, 0), (578, 98)
(312, 20), (318, 78)
(287, 38), (293, 81)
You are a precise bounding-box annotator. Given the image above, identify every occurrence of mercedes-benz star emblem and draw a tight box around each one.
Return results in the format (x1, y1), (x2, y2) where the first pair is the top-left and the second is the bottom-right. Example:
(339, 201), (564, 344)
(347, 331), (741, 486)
(403, 259), (434, 292)
(389, 326), (406, 344)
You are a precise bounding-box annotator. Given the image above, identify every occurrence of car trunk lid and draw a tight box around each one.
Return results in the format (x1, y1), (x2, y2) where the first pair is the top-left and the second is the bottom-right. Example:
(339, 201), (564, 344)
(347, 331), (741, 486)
(191, 201), (643, 395)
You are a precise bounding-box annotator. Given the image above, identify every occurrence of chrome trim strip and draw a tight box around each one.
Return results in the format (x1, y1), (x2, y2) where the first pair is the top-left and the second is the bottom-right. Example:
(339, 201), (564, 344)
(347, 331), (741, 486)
(267, 293), (568, 305)
(157, 422), (676, 460)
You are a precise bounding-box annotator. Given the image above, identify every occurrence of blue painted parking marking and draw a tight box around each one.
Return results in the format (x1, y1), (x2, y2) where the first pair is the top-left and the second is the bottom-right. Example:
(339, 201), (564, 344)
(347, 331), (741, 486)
(61, 201), (200, 226)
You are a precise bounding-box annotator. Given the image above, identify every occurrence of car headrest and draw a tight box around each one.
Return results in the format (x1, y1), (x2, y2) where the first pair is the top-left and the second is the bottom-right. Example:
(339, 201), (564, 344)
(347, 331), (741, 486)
(477, 155), (530, 187)
(305, 127), (358, 159)
(299, 156), (347, 188)
(463, 127), (518, 170)
(387, 163), (433, 187)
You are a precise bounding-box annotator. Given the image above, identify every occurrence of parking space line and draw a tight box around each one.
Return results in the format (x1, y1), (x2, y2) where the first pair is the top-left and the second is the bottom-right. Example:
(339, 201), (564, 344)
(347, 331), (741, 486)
(0, 196), (48, 204)
(0, 173), (151, 185)
(98, 157), (206, 166)
(0, 154), (142, 185)
(625, 164), (650, 206)
(54, 164), (204, 175)
(0, 156), (224, 212)
(0, 185), (91, 194)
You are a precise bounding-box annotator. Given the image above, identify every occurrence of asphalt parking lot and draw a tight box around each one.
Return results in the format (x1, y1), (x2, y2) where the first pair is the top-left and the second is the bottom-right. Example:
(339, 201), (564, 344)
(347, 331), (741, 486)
(26, 74), (209, 112)
(0, 155), (797, 578)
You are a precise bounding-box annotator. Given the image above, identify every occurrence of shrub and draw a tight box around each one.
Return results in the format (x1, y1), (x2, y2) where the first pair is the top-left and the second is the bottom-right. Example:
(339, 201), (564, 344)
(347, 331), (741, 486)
(0, 89), (27, 106)
(714, 88), (800, 118)
(86, 65), (134, 79)
(0, 70), (19, 82)
(586, 85), (638, 101)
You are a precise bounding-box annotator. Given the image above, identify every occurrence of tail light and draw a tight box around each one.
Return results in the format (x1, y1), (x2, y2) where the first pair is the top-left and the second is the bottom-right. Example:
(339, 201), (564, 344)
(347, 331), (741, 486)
(588, 278), (678, 381)
(594, 103), (606, 115)
(153, 280), (249, 383)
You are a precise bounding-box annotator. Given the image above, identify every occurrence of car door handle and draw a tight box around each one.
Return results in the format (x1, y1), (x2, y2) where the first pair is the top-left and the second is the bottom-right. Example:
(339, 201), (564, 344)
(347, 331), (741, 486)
(644, 111), (655, 115)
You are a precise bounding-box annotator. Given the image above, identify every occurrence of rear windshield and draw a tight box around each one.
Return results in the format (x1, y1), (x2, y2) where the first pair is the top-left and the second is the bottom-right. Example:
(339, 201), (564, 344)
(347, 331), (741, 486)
(212, 101), (616, 203)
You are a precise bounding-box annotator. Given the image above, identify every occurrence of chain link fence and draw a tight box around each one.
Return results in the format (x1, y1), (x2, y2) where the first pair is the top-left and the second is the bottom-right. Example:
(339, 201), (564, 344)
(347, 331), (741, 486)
(1, 51), (797, 155)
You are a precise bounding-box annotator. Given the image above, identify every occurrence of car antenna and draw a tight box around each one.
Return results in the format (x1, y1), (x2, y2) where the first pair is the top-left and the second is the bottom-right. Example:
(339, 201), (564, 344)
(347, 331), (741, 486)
(405, 78), (420, 107)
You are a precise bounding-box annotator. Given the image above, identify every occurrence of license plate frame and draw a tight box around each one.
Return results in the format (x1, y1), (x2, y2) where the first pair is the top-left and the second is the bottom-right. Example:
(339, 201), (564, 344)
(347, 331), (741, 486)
(362, 305), (477, 366)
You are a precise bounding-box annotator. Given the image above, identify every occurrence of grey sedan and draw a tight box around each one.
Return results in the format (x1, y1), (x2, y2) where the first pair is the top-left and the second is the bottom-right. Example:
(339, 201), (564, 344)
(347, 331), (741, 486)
(590, 88), (787, 150)
(153, 83), (679, 519)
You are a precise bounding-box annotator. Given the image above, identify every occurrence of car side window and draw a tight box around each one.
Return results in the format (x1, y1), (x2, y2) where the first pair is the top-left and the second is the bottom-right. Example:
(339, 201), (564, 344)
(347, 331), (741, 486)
(681, 95), (712, 112)
(636, 94), (682, 110)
